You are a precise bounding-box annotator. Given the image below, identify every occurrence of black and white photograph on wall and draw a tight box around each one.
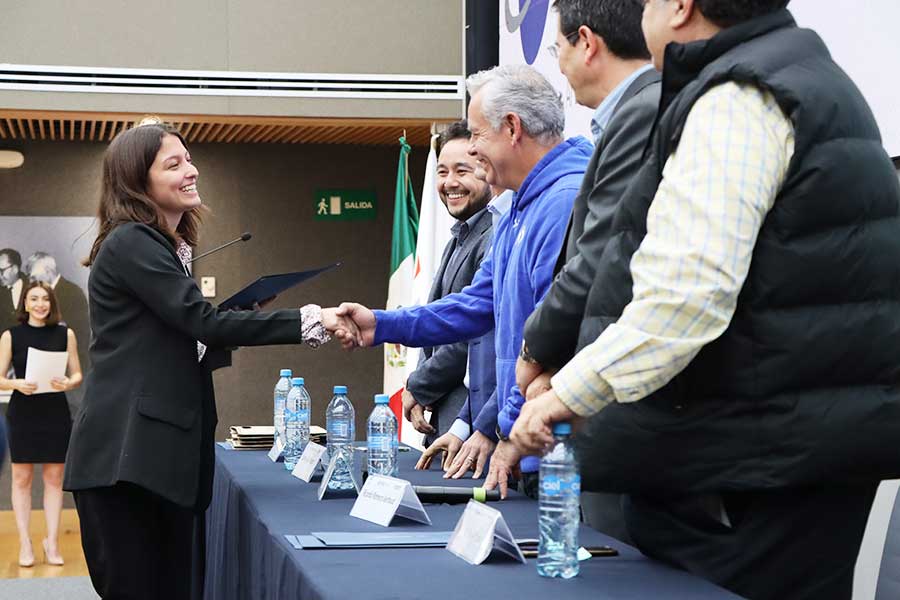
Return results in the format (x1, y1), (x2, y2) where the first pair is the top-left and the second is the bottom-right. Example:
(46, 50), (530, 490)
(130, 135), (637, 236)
(0, 216), (94, 407)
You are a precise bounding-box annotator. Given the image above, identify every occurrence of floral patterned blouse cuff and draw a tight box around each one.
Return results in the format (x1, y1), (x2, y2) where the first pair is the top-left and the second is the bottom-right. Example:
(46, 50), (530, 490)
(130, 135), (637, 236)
(300, 304), (331, 348)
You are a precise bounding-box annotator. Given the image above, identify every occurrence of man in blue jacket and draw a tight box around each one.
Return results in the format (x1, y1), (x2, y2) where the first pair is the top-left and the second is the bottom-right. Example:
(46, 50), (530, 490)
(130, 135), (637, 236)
(335, 64), (592, 498)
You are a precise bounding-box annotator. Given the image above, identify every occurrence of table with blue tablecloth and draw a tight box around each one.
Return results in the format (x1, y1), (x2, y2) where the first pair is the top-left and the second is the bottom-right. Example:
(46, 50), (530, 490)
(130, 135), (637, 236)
(203, 444), (742, 600)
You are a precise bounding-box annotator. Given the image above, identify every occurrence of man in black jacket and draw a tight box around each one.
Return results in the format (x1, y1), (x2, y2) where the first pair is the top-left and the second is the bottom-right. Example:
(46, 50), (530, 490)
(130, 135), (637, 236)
(514, 0), (659, 543)
(402, 121), (496, 450)
(512, 1), (900, 598)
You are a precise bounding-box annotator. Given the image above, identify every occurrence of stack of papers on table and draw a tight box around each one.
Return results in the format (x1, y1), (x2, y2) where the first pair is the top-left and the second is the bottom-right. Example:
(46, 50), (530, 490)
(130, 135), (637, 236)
(229, 426), (274, 450)
(227, 425), (327, 450)
(309, 425), (327, 445)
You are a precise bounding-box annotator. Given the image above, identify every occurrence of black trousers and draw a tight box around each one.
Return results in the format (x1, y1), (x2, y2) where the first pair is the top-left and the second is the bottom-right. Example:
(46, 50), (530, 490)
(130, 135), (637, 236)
(625, 484), (877, 600)
(74, 482), (196, 600)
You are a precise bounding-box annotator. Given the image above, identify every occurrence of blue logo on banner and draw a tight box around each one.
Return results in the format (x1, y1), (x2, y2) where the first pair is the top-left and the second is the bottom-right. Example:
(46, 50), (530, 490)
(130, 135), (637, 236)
(505, 0), (550, 65)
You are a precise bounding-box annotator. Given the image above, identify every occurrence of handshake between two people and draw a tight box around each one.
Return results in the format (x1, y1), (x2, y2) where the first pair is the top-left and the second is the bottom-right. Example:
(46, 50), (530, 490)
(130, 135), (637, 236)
(317, 302), (579, 498)
(320, 303), (376, 350)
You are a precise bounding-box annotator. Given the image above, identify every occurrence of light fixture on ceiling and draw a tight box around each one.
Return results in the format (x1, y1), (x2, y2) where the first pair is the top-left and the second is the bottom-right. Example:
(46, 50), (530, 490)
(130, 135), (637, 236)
(0, 150), (24, 169)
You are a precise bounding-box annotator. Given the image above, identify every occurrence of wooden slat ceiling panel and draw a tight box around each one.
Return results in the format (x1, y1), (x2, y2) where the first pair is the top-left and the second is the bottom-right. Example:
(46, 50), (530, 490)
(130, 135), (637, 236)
(0, 110), (445, 147)
(290, 125), (322, 144)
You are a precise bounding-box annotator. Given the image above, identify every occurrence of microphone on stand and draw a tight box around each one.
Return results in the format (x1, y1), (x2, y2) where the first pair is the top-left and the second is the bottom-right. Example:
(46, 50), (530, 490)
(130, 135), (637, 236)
(188, 232), (252, 263)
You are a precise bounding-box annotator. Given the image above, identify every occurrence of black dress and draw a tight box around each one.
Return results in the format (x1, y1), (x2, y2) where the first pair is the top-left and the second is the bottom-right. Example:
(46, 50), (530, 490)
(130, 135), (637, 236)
(7, 323), (72, 463)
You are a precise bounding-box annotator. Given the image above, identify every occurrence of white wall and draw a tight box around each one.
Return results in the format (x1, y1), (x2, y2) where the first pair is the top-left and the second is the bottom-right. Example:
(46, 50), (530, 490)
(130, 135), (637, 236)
(790, 1), (900, 157)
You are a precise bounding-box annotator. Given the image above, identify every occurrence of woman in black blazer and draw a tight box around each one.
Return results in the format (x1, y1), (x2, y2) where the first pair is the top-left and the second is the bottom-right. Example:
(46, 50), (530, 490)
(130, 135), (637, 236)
(63, 123), (353, 599)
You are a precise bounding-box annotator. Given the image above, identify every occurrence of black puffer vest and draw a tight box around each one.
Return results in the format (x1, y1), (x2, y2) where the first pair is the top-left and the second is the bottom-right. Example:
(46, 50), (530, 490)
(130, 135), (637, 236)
(575, 10), (900, 495)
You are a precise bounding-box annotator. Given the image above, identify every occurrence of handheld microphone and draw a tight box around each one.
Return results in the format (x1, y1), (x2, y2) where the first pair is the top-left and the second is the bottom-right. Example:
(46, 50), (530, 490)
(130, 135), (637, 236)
(189, 232), (252, 263)
(412, 486), (501, 504)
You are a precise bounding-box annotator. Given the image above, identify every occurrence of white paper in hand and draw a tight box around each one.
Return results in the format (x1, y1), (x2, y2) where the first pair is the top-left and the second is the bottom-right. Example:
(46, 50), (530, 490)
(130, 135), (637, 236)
(24, 347), (68, 394)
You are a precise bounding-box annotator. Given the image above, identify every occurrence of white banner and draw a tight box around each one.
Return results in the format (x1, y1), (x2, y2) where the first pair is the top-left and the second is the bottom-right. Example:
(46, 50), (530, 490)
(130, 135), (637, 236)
(498, 0), (593, 140)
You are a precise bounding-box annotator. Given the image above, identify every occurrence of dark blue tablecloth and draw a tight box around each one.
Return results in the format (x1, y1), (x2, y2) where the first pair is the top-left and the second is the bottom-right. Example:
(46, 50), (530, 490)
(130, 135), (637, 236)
(204, 444), (742, 600)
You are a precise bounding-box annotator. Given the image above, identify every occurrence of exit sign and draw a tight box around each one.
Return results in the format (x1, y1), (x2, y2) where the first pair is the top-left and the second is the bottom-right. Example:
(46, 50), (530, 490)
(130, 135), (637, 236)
(315, 189), (377, 221)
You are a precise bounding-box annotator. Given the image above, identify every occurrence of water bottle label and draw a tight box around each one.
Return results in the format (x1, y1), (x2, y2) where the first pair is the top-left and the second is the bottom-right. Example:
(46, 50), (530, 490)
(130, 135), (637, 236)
(330, 423), (349, 438)
(540, 475), (581, 496)
(368, 434), (392, 452)
(285, 409), (308, 422)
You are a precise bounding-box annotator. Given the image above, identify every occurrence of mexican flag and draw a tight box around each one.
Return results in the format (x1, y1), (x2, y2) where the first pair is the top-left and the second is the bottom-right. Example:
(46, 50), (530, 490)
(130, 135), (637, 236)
(384, 136), (419, 440)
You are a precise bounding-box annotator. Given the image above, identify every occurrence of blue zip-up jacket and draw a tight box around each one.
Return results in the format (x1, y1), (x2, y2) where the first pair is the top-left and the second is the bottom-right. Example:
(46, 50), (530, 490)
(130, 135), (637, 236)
(374, 137), (592, 472)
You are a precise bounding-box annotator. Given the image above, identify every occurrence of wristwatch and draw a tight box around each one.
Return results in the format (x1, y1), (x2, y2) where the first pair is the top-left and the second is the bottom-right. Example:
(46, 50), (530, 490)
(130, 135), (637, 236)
(519, 340), (540, 365)
(495, 424), (510, 443)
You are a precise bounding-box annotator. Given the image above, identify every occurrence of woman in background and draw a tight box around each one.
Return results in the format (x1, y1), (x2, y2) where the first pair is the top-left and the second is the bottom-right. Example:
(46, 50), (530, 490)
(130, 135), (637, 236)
(63, 122), (354, 599)
(0, 281), (82, 567)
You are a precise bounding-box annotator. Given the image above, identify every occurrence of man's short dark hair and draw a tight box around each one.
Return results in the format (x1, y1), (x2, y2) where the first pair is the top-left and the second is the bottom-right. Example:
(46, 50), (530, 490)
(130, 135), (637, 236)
(553, 0), (649, 61)
(695, 0), (790, 29)
(436, 120), (471, 157)
(0, 248), (21, 268)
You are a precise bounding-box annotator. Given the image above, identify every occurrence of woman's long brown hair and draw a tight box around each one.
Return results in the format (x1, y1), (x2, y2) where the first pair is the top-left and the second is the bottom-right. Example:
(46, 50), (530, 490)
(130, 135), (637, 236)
(84, 123), (206, 266)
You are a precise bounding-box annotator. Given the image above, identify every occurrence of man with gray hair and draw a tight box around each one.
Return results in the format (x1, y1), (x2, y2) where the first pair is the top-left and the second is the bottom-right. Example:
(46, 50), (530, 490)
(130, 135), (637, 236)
(334, 64), (592, 498)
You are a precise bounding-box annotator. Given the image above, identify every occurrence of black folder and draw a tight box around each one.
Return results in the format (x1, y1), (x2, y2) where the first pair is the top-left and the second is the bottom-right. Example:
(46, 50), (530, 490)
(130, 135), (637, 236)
(218, 262), (341, 310)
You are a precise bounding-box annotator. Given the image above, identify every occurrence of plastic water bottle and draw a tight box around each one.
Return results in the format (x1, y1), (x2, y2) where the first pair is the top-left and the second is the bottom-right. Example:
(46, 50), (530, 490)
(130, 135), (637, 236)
(326, 385), (355, 490)
(283, 377), (310, 471)
(367, 394), (398, 477)
(273, 369), (292, 450)
(538, 422), (580, 579)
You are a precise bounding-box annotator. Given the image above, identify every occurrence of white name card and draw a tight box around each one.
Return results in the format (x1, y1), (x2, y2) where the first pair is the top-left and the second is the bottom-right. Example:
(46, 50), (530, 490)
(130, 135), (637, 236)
(350, 475), (432, 527)
(291, 442), (326, 482)
(446, 499), (526, 565)
(267, 437), (284, 462)
(317, 451), (363, 500)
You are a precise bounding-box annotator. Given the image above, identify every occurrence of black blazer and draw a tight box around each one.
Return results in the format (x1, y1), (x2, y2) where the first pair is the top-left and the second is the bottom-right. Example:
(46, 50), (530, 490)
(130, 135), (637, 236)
(523, 69), (661, 367)
(406, 208), (493, 442)
(63, 223), (304, 509)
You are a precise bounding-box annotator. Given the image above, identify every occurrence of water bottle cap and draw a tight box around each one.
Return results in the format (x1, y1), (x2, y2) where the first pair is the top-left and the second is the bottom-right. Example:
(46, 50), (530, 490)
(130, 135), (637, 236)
(279, 369), (292, 377)
(291, 377), (304, 386)
(333, 385), (348, 394)
(552, 422), (572, 435)
(374, 394), (390, 405)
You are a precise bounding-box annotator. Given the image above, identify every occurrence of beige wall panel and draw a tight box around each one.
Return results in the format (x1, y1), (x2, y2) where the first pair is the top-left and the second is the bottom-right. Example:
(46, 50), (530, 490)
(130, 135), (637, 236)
(225, 0), (462, 74)
(1, 0), (229, 69)
(1, 0), (461, 75)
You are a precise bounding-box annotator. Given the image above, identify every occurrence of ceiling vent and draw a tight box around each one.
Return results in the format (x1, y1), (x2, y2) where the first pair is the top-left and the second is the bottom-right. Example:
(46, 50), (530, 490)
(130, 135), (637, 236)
(0, 64), (464, 101)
